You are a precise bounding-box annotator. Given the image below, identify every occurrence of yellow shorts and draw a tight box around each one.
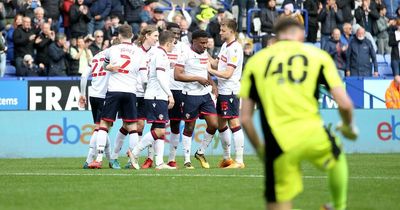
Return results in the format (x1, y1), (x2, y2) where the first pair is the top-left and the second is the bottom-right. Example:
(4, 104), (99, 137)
(264, 127), (342, 203)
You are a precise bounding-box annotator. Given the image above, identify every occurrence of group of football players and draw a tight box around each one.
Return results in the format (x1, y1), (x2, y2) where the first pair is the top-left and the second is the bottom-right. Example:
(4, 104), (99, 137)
(79, 18), (245, 170)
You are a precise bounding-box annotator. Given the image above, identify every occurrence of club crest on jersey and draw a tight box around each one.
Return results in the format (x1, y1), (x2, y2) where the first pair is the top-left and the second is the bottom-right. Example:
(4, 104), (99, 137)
(152, 103), (156, 107)
(185, 113), (190, 119)
(158, 114), (164, 120)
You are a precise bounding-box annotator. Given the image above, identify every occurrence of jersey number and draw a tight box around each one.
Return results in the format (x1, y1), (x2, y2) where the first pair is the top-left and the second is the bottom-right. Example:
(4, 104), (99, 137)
(91, 58), (105, 77)
(265, 54), (308, 84)
(118, 54), (131, 74)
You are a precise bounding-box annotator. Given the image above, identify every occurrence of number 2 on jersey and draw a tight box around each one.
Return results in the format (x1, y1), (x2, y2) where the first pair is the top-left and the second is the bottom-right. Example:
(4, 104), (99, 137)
(118, 54), (131, 74)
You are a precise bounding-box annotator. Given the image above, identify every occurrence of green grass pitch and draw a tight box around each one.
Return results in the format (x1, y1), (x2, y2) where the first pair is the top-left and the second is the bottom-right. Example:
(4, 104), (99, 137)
(0, 154), (399, 210)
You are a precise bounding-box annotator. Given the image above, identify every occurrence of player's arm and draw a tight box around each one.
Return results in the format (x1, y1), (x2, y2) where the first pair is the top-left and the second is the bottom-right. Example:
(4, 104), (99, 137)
(174, 64), (210, 86)
(79, 65), (91, 108)
(238, 57), (264, 161)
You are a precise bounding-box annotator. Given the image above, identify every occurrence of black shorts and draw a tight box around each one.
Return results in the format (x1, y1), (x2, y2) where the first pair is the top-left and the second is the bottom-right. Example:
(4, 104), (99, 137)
(216, 94), (240, 119)
(168, 90), (184, 121)
(136, 97), (146, 120)
(101, 92), (137, 122)
(89, 96), (105, 124)
(145, 99), (169, 124)
(182, 94), (217, 122)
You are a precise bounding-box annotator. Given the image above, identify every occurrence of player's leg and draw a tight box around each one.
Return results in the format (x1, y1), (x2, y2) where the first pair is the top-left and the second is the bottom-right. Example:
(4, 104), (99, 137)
(226, 118), (245, 169)
(195, 94), (218, 169)
(167, 120), (181, 167)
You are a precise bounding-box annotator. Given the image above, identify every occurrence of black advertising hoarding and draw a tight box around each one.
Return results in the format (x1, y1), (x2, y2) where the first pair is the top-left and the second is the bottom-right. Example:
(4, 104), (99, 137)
(28, 80), (90, 110)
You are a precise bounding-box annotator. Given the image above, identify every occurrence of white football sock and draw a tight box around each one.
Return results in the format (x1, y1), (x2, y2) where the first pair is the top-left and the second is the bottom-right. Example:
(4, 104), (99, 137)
(233, 128), (244, 164)
(95, 129), (108, 162)
(105, 135), (111, 161)
(182, 134), (192, 163)
(219, 128), (231, 160)
(110, 128), (127, 160)
(197, 131), (214, 155)
(154, 139), (165, 166)
(132, 131), (155, 157)
(85, 130), (97, 163)
(168, 133), (180, 162)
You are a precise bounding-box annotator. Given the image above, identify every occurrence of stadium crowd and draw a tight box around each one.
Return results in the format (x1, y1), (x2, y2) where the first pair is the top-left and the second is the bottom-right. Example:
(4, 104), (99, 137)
(0, 0), (399, 80)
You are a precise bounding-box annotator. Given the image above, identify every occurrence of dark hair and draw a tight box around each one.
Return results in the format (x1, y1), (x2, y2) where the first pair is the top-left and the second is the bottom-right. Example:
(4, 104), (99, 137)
(159, 31), (175, 45)
(220, 18), (237, 32)
(118, 24), (133, 39)
(191, 30), (209, 40)
(273, 17), (304, 35)
(166, 22), (180, 30)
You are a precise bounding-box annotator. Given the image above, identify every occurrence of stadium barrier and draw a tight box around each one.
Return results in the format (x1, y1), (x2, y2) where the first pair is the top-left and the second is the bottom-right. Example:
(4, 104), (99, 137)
(0, 109), (399, 158)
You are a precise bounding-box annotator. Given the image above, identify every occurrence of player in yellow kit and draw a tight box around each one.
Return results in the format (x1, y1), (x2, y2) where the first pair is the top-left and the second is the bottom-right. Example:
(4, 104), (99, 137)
(239, 18), (358, 210)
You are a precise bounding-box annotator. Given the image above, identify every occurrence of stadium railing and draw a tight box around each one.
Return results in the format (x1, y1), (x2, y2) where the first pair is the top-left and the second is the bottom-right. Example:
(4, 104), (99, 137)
(246, 8), (309, 39)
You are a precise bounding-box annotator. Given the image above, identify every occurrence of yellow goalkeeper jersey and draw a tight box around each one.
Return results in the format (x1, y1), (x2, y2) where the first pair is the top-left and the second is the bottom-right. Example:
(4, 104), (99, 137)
(239, 41), (344, 152)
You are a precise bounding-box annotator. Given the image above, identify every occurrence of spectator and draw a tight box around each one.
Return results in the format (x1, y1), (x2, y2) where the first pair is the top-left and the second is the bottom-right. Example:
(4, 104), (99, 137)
(89, 30), (105, 56)
(32, 7), (45, 33)
(385, 76), (400, 108)
(40, 0), (61, 31)
(68, 36), (92, 76)
(13, 16), (36, 76)
(61, 0), (75, 39)
(346, 27), (379, 77)
(336, 0), (355, 25)
(70, 0), (90, 39)
(260, 0), (278, 37)
(355, 0), (380, 36)
(122, 0), (144, 35)
(180, 18), (191, 45)
(110, 0), (123, 22)
(6, 13), (23, 64)
(340, 22), (353, 46)
(243, 43), (253, 68)
(389, 20), (400, 76)
(34, 22), (54, 71)
(48, 32), (68, 76)
(104, 15), (120, 41)
(18, 54), (46, 76)
(206, 8), (225, 55)
(20, 0), (41, 19)
(324, 28), (347, 78)
(280, 3), (304, 25)
(303, 0), (319, 43)
(318, 0), (343, 49)
(85, 0), (111, 35)
(384, 0), (398, 18)
(376, 5), (393, 54)
(207, 37), (218, 58)
(167, 3), (192, 26)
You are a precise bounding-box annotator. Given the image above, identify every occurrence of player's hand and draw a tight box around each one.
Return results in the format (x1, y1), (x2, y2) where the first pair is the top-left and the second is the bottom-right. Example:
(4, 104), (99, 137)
(198, 78), (210, 86)
(168, 96), (175, 109)
(336, 121), (358, 141)
(79, 95), (86, 108)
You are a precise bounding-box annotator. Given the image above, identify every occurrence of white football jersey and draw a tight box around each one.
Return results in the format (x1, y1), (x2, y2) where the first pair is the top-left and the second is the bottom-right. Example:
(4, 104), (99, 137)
(136, 45), (153, 97)
(167, 41), (187, 90)
(176, 47), (210, 96)
(89, 49), (110, 98)
(145, 47), (172, 101)
(217, 40), (243, 95)
(104, 42), (144, 93)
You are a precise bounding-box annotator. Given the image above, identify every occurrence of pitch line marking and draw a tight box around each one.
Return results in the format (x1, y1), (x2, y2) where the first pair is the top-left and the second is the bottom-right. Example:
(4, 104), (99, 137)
(0, 173), (399, 180)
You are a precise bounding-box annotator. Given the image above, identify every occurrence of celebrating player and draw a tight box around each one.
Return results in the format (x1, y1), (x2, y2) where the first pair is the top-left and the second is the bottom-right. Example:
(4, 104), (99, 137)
(88, 24), (146, 169)
(240, 18), (357, 210)
(165, 22), (189, 168)
(127, 31), (177, 170)
(174, 30), (219, 169)
(79, 39), (120, 169)
(208, 19), (245, 168)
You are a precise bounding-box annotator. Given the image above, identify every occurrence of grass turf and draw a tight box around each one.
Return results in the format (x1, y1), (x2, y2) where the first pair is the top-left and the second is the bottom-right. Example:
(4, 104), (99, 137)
(0, 154), (398, 210)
